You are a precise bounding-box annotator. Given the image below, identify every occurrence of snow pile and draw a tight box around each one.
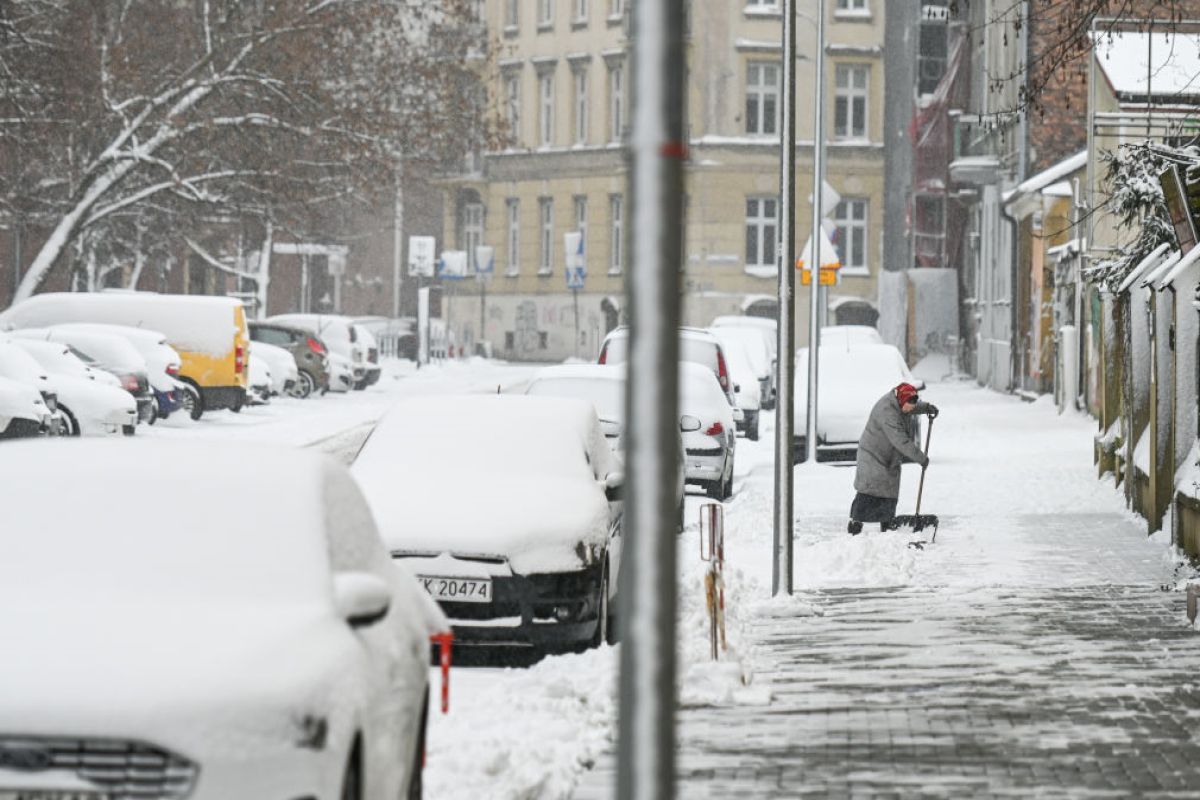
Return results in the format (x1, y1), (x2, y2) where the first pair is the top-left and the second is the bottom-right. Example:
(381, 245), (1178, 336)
(425, 648), (616, 800)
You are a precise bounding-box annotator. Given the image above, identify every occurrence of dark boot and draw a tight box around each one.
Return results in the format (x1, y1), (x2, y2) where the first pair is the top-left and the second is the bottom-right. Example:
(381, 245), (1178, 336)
(847, 519), (863, 535)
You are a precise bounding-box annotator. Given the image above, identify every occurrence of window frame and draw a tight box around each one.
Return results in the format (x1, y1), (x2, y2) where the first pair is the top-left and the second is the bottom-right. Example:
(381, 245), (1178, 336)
(505, 198), (521, 276)
(832, 197), (869, 275)
(609, 194), (624, 275)
(537, 68), (555, 147)
(574, 195), (588, 258)
(744, 195), (779, 273)
(502, 70), (521, 146)
(538, 0), (553, 28)
(833, 63), (870, 141)
(538, 197), (554, 276)
(504, 0), (519, 30)
(573, 65), (589, 145)
(607, 60), (625, 142)
(745, 61), (780, 136)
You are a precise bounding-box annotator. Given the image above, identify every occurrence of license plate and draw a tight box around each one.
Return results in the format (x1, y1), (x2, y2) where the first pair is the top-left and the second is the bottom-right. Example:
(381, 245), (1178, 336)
(0, 793), (112, 800)
(419, 576), (492, 604)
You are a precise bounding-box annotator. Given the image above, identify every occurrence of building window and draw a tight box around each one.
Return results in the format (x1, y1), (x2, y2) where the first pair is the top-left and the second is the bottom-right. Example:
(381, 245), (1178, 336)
(503, 71), (521, 146)
(574, 0), (588, 23)
(836, 0), (868, 11)
(505, 0), (519, 28)
(608, 61), (625, 142)
(746, 62), (779, 135)
(506, 199), (520, 276)
(608, 0), (623, 19)
(538, 69), (555, 146)
(609, 194), (624, 274)
(834, 64), (869, 140)
(538, 0), (553, 27)
(745, 196), (778, 269)
(463, 202), (485, 271)
(573, 66), (589, 144)
(832, 198), (868, 273)
(539, 197), (554, 275)
(574, 196), (588, 256)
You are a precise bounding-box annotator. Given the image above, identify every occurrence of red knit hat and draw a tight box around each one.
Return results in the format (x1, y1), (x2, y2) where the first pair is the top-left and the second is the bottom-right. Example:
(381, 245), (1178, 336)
(895, 383), (920, 406)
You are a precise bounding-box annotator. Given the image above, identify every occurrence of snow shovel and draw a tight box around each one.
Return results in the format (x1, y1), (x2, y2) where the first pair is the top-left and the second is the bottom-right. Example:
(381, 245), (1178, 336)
(890, 416), (939, 545)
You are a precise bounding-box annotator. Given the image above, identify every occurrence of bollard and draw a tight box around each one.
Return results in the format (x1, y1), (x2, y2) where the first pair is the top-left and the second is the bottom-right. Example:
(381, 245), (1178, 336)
(431, 631), (454, 713)
(699, 503), (726, 660)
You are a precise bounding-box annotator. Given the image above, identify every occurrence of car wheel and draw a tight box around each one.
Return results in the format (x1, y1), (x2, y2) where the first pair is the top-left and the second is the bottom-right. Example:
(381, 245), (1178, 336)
(291, 370), (315, 399)
(340, 742), (362, 800)
(121, 424), (136, 436)
(147, 403), (158, 426)
(180, 383), (203, 420)
(747, 415), (759, 441)
(408, 695), (429, 800)
(58, 406), (79, 437)
(719, 459), (734, 500)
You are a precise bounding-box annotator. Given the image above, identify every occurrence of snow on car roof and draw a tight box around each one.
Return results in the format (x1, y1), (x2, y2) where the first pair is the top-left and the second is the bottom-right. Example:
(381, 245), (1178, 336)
(353, 395), (615, 571)
(0, 292), (242, 357)
(526, 365), (626, 421)
(0, 440), (335, 605)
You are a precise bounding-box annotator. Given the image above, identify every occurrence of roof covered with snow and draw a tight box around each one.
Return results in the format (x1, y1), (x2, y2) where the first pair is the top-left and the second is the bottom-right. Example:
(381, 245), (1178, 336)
(1094, 30), (1200, 101)
(1004, 151), (1087, 205)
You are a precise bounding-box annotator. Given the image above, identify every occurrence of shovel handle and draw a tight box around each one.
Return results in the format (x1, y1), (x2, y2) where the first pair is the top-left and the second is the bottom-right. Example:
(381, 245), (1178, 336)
(914, 416), (934, 516)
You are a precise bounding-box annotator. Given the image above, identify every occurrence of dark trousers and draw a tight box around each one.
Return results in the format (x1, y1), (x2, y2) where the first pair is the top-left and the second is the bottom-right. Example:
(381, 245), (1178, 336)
(850, 492), (898, 524)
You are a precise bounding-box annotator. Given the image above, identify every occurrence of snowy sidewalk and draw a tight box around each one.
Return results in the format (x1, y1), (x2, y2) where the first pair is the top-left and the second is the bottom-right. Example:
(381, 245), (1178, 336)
(575, 383), (1200, 799)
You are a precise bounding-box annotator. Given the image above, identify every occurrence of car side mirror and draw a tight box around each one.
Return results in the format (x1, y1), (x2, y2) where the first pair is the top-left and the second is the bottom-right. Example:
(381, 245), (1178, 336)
(680, 414), (702, 432)
(333, 572), (391, 628)
(604, 471), (624, 501)
(734, 383), (741, 393)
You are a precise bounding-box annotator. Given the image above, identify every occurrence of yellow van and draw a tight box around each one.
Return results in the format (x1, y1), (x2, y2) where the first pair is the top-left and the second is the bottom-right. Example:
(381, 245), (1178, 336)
(0, 292), (249, 416)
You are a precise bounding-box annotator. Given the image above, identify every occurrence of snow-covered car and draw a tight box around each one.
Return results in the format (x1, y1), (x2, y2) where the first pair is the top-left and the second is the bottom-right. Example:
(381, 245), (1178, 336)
(14, 327), (155, 425)
(267, 314), (368, 389)
(795, 342), (923, 463)
(0, 375), (50, 439)
(680, 361), (737, 500)
(47, 322), (187, 422)
(353, 395), (624, 651)
(0, 439), (444, 800)
(524, 363), (687, 527)
(6, 338), (138, 436)
(711, 324), (774, 416)
(599, 326), (738, 408)
(250, 340), (299, 396)
(0, 340), (62, 433)
(711, 315), (777, 407)
(351, 324), (382, 389)
(821, 324), (884, 349)
(709, 330), (763, 441)
(246, 352), (273, 405)
(327, 351), (355, 393)
(249, 321), (330, 398)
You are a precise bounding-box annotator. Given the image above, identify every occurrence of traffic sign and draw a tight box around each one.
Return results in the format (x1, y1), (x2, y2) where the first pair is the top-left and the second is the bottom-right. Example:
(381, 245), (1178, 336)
(564, 231), (585, 291)
(474, 245), (495, 283)
(408, 236), (436, 277)
(437, 250), (469, 280)
(800, 268), (838, 286)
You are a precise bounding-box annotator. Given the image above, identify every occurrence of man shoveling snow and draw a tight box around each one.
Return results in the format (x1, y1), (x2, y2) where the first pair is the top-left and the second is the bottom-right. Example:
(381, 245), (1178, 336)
(847, 382), (938, 535)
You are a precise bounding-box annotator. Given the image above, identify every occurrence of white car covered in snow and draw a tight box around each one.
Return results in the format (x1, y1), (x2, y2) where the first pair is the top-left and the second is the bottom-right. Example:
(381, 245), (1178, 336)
(354, 395), (624, 652)
(679, 361), (738, 500)
(524, 363), (687, 527)
(0, 375), (50, 439)
(796, 342), (923, 462)
(327, 351), (355, 393)
(709, 328), (763, 440)
(821, 324), (884, 349)
(0, 439), (445, 800)
(5, 338), (138, 436)
(246, 349), (273, 405)
(250, 340), (300, 396)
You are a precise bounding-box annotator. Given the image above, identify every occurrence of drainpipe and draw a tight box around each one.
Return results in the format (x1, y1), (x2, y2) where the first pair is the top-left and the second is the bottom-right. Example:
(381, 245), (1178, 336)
(1001, 202), (1020, 394)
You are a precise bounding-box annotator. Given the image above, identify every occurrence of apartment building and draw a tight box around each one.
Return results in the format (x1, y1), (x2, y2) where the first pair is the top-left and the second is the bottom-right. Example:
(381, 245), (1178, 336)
(440, 0), (890, 362)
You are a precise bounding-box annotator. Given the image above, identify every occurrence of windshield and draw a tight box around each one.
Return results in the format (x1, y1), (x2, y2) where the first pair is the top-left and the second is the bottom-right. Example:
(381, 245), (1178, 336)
(603, 334), (719, 373)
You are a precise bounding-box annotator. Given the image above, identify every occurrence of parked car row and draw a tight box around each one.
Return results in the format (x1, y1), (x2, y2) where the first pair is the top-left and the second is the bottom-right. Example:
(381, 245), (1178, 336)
(0, 293), (395, 439)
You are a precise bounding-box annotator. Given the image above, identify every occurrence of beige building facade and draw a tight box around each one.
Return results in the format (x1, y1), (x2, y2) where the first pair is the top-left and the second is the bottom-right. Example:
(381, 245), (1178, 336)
(442, 0), (889, 362)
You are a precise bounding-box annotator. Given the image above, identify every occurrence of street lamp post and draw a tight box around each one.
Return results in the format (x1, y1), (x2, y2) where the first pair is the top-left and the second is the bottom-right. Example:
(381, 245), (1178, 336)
(805, 0), (827, 464)
(773, 0), (799, 596)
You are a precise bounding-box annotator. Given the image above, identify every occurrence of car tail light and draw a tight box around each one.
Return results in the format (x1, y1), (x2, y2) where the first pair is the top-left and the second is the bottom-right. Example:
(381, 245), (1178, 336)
(235, 343), (245, 375)
(598, 343), (607, 364)
(705, 421), (724, 436)
(307, 337), (326, 355)
(716, 349), (730, 391)
(121, 374), (139, 393)
(166, 364), (180, 377)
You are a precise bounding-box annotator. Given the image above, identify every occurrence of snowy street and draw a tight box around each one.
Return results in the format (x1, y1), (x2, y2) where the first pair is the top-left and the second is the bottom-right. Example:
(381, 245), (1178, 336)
(166, 356), (1200, 799)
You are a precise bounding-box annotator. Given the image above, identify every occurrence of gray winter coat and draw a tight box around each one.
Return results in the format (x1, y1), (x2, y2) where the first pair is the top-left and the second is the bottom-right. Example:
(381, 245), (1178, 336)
(853, 392), (931, 499)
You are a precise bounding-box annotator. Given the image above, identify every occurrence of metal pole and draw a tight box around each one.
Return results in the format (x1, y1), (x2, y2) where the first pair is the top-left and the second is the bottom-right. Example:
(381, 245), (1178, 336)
(393, 160), (404, 318)
(573, 287), (580, 359)
(480, 281), (487, 353)
(805, 0), (827, 464)
(773, 0), (798, 596)
(616, 0), (685, 793)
